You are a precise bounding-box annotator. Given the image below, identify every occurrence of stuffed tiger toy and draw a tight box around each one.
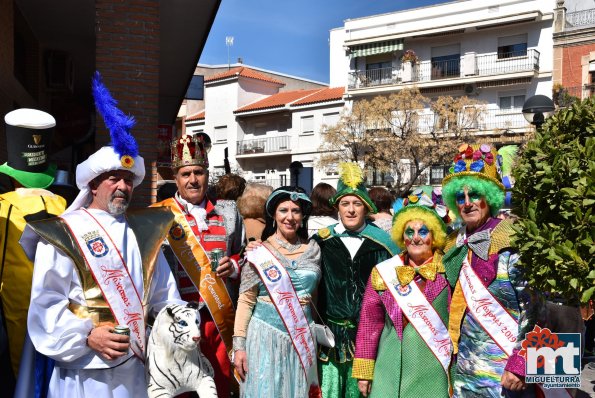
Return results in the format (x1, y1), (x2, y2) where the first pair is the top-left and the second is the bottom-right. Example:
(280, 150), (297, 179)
(146, 302), (218, 398)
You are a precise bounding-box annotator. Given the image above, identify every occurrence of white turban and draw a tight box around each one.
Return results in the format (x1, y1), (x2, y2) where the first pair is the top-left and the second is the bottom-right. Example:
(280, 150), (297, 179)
(64, 146), (145, 214)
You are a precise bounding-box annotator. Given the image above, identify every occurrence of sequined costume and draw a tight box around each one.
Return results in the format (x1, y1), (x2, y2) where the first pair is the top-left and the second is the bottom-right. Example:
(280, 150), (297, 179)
(233, 240), (320, 397)
(313, 222), (398, 398)
(445, 218), (544, 397)
(352, 253), (451, 397)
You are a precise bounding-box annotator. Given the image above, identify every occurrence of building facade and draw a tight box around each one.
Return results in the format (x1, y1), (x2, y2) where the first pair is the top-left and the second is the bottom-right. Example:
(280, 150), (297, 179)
(184, 66), (344, 191)
(330, 0), (556, 187)
(553, 0), (595, 103)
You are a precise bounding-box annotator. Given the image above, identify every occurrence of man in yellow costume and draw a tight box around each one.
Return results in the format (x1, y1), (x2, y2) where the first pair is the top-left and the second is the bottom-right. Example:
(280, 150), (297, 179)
(0, 109), (66, 395)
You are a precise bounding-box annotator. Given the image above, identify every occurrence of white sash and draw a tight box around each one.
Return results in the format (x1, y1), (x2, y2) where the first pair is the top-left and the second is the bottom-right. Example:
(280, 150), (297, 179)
(376, 256), (452, 375)
(458, 256), (518, 356)
(458, 256), (572, 397)
(62, 209), (146, 361)
(246, 245), (318, 387)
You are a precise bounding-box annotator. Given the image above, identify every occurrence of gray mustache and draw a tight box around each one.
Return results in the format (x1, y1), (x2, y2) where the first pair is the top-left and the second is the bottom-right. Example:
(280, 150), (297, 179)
(112, 190), (129, 201)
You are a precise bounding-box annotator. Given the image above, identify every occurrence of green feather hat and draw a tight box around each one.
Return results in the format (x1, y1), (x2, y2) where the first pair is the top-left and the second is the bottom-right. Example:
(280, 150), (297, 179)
(329, 162), (377, 213)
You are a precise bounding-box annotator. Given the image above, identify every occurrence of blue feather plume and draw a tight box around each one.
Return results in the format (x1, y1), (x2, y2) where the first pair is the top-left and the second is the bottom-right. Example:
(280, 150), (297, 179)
(91, 71), (138, 158)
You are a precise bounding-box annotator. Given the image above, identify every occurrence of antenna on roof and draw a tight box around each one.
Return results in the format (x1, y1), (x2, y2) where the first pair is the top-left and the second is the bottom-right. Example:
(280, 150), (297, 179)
(226, 36), (234, 70)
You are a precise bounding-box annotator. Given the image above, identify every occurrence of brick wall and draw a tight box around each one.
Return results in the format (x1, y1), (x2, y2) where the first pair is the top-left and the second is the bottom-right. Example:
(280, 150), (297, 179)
(561, 43), (595, 88)
(95, 0), (160, 206)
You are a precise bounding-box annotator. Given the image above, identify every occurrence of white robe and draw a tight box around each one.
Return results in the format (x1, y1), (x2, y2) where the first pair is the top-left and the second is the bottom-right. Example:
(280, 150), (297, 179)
(26, 209), (183, 398)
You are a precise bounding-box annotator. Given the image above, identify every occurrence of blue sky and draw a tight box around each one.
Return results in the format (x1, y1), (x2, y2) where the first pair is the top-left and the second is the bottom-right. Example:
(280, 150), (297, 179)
(199, 0), (444, 84)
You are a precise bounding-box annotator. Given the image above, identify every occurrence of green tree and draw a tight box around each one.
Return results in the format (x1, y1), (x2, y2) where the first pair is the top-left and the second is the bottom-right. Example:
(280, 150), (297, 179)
(512, 97), (595, 303)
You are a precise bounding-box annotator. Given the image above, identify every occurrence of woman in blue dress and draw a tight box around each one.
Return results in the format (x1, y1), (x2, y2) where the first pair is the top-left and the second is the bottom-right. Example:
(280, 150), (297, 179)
(233, 186), (321, 397)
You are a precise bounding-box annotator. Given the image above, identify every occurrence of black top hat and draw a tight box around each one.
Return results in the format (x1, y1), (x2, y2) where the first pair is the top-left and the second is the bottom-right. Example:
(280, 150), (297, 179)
(0, 108), (57, 188)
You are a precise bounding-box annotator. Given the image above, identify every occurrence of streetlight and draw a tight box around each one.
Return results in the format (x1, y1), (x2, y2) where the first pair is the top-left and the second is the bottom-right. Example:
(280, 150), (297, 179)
(522, 95), (555, 130)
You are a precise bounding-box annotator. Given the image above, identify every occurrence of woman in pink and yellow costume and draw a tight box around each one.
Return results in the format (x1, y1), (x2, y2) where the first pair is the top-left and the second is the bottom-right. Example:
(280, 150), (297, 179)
(353, 188), (452, 397)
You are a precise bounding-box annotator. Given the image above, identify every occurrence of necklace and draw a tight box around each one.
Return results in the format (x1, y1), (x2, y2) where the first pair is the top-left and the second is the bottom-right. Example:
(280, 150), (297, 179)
(274, 234), (302, 253)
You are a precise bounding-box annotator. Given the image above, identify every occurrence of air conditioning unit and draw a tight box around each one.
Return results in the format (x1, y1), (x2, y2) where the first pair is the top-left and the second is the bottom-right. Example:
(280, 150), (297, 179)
(464, 83), (480, 96)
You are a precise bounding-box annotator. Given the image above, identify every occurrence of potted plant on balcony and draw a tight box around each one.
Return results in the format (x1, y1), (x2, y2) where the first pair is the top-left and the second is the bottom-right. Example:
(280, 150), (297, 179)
(401, 49), (419, 83)
(401, 49), (419, 64)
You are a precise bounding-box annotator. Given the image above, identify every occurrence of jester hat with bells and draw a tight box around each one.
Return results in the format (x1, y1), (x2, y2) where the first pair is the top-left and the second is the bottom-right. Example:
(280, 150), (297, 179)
(65, 72), (145, 214)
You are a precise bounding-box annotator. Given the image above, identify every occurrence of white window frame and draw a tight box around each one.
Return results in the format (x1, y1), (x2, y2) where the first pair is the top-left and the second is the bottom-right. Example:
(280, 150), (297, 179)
(498, 93), (525, 112)
(325, 162), (339, 176)
(214, 125), (228, 143)
(322, 112), (340, 132)
(300, 115), (314, 135)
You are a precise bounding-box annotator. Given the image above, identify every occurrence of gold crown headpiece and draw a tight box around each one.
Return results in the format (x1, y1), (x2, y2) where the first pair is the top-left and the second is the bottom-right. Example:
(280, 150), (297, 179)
(171, 134), (209, 169)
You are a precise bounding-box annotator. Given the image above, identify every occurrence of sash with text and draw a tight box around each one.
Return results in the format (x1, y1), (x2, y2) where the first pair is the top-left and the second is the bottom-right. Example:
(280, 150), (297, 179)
(376, 256), (452, 375)
(458, 255), (571, 398)
(63, 209), (146, 361)
(459, 255), (518, 356)
(153, 199), (236, 356)
(247, 245), (319, 388)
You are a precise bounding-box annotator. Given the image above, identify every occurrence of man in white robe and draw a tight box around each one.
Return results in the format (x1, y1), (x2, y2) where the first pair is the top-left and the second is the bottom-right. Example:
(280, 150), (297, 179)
(22, 144), (183, 397)
(22, 145), (183, 397)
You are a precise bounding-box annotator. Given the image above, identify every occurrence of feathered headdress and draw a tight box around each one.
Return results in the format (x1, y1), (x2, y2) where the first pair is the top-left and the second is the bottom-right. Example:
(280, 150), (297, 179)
(92, 71), (138, 168)
(330, 161), (377, 213)
(338, 162), (363, 189)
(61, 71), (146, 215)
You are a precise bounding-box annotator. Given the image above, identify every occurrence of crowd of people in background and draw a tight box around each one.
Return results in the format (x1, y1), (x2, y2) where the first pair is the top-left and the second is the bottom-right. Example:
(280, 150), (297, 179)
(0, 74), (593, 398)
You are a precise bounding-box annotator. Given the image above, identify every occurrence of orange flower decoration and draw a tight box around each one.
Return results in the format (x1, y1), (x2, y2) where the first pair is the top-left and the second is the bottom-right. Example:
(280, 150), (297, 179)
(120, 155), (134, 169)
(519, 325), (565, 369)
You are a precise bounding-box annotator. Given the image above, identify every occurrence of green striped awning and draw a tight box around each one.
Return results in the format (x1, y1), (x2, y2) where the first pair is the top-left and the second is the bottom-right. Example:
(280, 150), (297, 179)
(350, 39), (404, 57)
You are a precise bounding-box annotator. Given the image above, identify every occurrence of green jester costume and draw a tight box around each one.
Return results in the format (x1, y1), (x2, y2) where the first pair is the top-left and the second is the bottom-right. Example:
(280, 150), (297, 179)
(313, 163), (398, 398)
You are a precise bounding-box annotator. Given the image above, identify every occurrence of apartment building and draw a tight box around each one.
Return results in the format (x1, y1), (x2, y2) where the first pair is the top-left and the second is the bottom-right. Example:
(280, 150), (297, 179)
(553, 0), (595, 101)
(330, 0), (555, 186)
(184, 66), (344, 191)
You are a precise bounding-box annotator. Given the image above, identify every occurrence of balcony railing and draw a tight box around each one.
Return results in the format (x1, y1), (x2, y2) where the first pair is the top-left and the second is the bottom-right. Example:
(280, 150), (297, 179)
(236, 136), (291, 155)
(410, 108), (529, 133)
(554, 85), (595, 106)
(348, 49), (540, 89)
(430, 59), (460, 80)
(246, 178), (286, 189)
(566, 8), (595, 29)
(475, 50), (539, 76)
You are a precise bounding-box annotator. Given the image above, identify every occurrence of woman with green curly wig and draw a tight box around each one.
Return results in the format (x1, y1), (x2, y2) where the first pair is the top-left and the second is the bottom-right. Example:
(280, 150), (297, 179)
(353, 188), (452, 397)
(442, 143), (544, 398)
